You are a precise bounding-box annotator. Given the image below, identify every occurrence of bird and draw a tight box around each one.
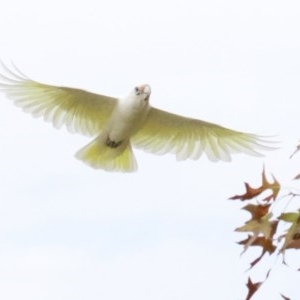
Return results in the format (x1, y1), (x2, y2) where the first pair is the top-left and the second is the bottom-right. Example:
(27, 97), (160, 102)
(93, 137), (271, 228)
(0, 63), (273, 172)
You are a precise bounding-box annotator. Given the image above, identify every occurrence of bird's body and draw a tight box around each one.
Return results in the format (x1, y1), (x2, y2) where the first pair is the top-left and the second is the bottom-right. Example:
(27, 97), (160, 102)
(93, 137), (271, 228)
(75, 85), (151, 171)
(0, 63), (273, 172)
(103, 85), (151, 144)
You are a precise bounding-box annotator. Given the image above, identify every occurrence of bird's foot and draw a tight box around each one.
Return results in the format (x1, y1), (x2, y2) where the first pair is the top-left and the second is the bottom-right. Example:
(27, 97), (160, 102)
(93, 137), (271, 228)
(106, 137), (123, 148)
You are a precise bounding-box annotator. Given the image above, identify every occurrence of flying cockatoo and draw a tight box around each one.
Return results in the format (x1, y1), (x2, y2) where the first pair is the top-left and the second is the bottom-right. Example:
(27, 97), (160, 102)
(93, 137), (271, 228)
(0, 63), (272, 172)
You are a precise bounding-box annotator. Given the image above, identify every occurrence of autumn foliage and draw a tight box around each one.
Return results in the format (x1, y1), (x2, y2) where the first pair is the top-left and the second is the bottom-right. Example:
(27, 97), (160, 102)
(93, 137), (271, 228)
(230, 144), (300, 300)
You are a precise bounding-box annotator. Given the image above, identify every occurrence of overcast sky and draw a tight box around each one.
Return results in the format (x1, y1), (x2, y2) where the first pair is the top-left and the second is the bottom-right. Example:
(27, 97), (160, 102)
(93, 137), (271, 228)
(0, 1), (300, 299)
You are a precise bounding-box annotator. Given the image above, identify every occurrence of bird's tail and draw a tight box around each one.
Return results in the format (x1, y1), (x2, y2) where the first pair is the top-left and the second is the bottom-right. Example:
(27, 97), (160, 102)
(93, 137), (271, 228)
(75, 137), (137, 172)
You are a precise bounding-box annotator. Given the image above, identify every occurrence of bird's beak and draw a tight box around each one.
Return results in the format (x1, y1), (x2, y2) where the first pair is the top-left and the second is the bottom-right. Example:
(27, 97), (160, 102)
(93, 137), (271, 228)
(139, 84), (151, 98)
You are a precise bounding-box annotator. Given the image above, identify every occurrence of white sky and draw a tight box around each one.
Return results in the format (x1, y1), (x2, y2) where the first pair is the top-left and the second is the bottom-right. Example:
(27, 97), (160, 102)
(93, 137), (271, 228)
(0, 0), (300, 299)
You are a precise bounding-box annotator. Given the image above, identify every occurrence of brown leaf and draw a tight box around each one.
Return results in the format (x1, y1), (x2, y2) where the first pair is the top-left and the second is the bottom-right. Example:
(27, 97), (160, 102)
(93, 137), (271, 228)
(243, 204), (271, 220)
(238, 235), (276, 268)
(236, 213), (278, 240)
(230, 182), (263, 201)
(246, 277), (262, 300)
(284, 234), (300, 250)
(229, 168), (280, 202)
(245, 269), (271, 299)
(246, 269), (271, 300)
(249, 236), (276, 254)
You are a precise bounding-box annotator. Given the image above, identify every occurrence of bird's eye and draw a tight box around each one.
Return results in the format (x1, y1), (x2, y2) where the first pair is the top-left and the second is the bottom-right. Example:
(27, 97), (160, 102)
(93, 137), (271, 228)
(134, 86), (140, 95)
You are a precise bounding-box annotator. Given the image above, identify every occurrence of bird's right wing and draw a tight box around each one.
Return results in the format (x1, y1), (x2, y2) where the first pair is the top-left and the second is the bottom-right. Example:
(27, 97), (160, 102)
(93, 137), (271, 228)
(0, 63), (117, 136)
(133, 107), (275, 162)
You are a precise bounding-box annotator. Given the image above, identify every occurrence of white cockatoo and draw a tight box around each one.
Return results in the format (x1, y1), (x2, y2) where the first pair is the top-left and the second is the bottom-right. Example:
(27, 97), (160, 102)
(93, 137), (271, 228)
(0, 63), (273, 172)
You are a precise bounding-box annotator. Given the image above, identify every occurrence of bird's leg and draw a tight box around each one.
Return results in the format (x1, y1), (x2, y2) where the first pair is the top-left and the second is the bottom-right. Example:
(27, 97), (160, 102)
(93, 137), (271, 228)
(106, 136), (123, 148)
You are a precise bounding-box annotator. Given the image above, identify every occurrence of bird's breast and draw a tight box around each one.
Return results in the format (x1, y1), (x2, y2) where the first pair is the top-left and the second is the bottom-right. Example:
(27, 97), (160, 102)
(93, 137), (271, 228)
(104, 102), (149, 143)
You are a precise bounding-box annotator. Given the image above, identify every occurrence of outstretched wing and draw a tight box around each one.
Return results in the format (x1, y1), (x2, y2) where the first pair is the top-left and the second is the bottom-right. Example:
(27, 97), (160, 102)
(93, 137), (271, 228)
(132, 107), (274, 162)
(0, 63), (117, 136)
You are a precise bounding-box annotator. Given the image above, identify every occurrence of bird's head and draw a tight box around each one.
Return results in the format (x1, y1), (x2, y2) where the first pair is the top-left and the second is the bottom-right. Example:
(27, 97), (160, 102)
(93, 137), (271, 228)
(133, 84), (151, 102)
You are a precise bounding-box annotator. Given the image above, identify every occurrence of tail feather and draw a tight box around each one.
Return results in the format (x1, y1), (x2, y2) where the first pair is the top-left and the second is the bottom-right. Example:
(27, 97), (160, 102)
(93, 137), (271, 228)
(75, 137), (137, 172)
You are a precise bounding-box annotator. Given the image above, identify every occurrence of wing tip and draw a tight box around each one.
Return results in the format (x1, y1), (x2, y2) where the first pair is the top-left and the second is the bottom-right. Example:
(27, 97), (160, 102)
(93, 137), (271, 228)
(0, 60), (31, 84)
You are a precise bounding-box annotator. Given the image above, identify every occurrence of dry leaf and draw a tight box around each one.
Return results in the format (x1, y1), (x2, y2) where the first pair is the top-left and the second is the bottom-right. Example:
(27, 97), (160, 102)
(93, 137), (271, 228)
(236, 213), (278, 249)
(243, 204), (271, 220)
(229, 168), (280, 202)
(238, 235), (276, 268)
(246, 277), (262, 300)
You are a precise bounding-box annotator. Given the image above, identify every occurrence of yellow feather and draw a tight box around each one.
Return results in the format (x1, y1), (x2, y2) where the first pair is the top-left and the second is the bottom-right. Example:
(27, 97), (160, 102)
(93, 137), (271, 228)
(75, 137), (137, 172)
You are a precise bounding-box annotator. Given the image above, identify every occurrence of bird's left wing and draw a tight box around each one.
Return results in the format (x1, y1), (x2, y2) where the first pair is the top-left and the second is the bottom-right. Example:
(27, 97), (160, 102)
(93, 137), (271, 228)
(0, 64), (117, 136)
(132, 107), (274, 162)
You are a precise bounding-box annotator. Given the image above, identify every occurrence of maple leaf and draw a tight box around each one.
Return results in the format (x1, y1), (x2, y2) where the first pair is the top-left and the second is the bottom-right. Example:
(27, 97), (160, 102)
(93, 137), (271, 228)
(238, 235), (276, 268)
(235, 213), (278, 252)
(279, 210), (300, 252)
(243, 204), (271, 220)
(236, 203), (277, 256)
(229, 168), (280, 202)
(245, 277), (262, 300)
(245, 270), (271, 300)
